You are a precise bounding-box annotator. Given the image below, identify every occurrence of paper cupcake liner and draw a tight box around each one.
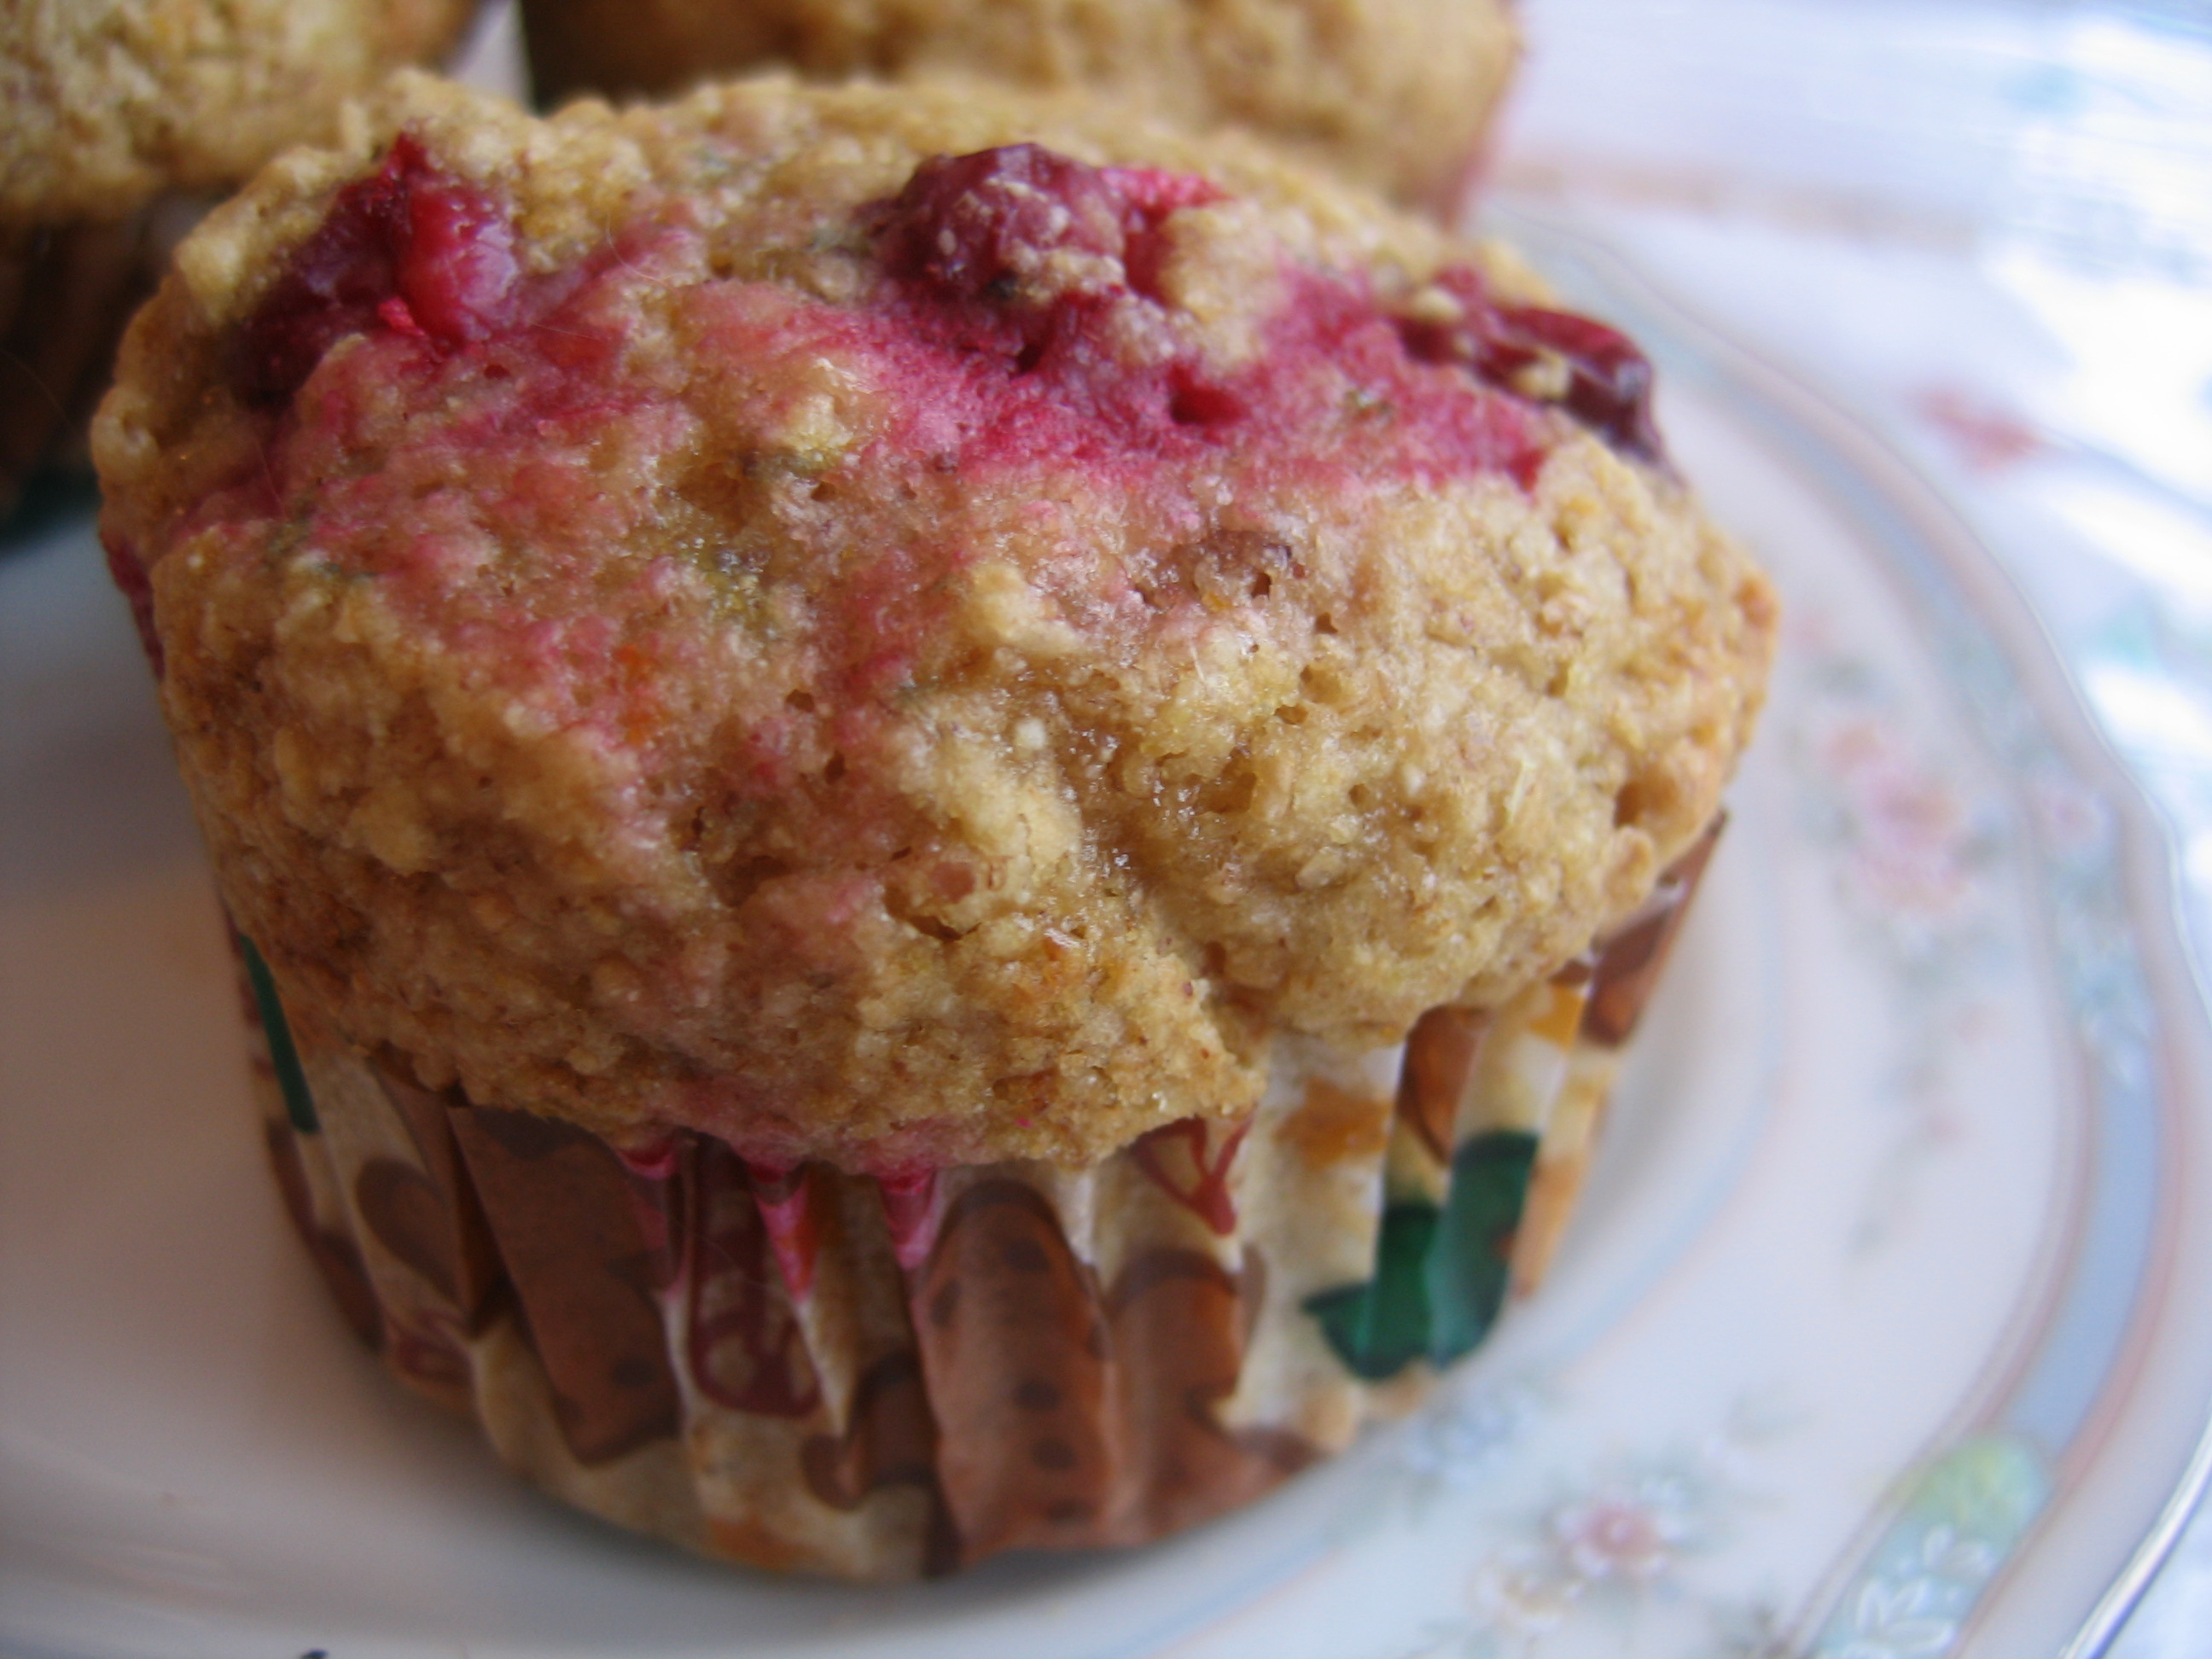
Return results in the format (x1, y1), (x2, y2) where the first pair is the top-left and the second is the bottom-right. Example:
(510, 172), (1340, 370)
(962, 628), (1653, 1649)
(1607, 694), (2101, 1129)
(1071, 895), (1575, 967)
(2, 198), (209, 522)
(236, 823), (1717, 1578)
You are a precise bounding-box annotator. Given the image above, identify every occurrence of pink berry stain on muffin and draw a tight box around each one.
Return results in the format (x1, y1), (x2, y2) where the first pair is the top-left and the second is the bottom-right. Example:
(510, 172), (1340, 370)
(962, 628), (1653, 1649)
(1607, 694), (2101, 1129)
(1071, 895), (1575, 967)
(214, 132), (1661, 735)
(112, 86), (1763, 1177)
(237, 135), (521, 405)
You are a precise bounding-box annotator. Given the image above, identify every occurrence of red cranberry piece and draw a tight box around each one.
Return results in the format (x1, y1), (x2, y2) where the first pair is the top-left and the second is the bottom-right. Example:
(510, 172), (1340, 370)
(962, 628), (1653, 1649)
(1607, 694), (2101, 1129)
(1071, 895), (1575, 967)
(870, 143), (1237, 432)
(875, 144), (1129, 307)
(236, 134), (515, 407)
(396, 171), (517, 346)
(1400, 269), (1665, 465)
(1493, 303), (1662, 464)
(874, 146), (1223, 315)
(236, 151), (411, 405)
(1167, 365), (1245, 427)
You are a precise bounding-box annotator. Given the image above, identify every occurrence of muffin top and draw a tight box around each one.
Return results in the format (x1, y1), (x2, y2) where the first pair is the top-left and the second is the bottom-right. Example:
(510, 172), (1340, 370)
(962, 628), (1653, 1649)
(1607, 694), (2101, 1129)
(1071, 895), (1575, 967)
(98, 73), (1775, 1169)
(520, 0), (1520, 211)
(0, 0), (474, 224)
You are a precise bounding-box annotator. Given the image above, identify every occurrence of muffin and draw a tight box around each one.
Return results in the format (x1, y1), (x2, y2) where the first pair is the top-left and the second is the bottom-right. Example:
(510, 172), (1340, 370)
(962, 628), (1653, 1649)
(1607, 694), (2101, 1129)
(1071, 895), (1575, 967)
(516, 0), (1521, 211)
(96, 71), (1774, 1576)
(0, 212), (169, 524)
(0, 0), (477, 518)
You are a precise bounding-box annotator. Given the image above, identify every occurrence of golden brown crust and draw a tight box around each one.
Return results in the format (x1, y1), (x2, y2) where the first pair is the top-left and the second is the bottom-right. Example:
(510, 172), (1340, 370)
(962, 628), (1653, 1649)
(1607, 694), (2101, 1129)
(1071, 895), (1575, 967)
(0, 0), (476, 224)
(516, 0), (1518, 208)
(99, 73), (1774, 1168)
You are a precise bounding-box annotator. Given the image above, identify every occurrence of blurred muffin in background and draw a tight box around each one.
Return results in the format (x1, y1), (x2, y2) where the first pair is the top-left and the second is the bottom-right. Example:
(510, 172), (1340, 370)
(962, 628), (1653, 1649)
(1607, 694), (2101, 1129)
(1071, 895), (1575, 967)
(517, 0), (1521, 211)
(0, 0), (478, 522)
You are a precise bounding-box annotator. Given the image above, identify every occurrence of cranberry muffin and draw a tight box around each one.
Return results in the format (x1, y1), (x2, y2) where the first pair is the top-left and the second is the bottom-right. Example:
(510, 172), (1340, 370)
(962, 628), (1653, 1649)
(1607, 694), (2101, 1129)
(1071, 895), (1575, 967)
(97, 72), (1773, 1576)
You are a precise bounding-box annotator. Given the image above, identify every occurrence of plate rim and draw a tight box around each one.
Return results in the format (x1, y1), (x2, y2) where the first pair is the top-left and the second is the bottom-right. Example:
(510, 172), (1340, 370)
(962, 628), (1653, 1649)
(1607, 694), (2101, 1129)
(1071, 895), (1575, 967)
(1487, 196), (2212, 1657)
(8, 207), (2212, 1659)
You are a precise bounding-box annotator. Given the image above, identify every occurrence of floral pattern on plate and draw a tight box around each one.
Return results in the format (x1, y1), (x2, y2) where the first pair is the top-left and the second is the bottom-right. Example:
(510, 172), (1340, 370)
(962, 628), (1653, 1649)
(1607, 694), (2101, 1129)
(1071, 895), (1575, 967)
(5, 210), (2211, 1659)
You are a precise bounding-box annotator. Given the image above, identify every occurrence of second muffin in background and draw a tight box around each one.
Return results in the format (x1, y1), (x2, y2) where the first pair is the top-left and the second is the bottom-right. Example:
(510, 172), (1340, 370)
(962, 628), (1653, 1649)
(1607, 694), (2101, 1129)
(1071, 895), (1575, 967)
(0, 0), (480, 516)
(516, 0), (1522, 211)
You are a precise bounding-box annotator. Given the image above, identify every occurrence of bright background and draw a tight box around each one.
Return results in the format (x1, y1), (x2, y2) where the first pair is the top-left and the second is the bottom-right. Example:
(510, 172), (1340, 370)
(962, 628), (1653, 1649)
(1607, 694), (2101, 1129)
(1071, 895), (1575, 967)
(1481, 3), (2212, 1648)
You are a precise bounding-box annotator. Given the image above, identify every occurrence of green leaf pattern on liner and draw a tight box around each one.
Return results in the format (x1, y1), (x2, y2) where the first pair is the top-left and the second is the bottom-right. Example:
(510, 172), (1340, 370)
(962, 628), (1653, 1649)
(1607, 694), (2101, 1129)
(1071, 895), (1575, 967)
(1305, 1128), (1539, 1381)
(240, 934), (320, 1134)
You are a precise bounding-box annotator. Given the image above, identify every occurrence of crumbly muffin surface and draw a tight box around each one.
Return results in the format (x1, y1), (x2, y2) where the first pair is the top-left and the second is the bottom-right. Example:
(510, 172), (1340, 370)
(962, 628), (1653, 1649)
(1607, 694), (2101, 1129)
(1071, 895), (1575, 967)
(99, 74), (1774, 1167)
(519, 0), (1517, 208)
(0, 0), (474, 223)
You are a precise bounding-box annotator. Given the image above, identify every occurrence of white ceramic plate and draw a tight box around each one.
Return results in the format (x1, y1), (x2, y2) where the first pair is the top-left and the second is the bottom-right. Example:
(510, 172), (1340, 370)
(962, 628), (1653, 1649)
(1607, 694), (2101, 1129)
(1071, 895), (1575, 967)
(4, 230), (2210, 1659)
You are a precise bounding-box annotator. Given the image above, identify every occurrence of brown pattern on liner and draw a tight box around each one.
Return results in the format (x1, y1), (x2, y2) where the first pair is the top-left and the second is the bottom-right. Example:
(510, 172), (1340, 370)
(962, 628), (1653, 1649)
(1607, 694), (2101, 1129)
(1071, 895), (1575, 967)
(3, 216), (147, 514)
(1509, 815), (1724, 1295)
(2, 197), (213, 520)
(230, 934), (384, 1347)
(247, 826), (1720, 1577)
(1395, 1007), (1492, 1166)
(450, 1109), (684, 1463)
(1584, 817), (1721, 1050)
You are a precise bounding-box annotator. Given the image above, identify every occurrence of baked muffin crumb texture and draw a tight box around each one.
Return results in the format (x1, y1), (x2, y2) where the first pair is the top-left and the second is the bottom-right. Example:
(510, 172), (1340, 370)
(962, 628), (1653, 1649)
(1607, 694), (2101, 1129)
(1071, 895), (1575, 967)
(518, 0), (1522, 208)
(1, 0), (476, 223)
(98, 73), (1776, 1167)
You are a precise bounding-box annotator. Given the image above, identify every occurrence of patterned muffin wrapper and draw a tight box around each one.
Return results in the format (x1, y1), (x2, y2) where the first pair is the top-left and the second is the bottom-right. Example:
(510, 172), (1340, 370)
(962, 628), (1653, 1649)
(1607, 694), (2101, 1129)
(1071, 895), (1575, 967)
(238, 824), (1719, 1579)
(2, 197), (213, 522)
